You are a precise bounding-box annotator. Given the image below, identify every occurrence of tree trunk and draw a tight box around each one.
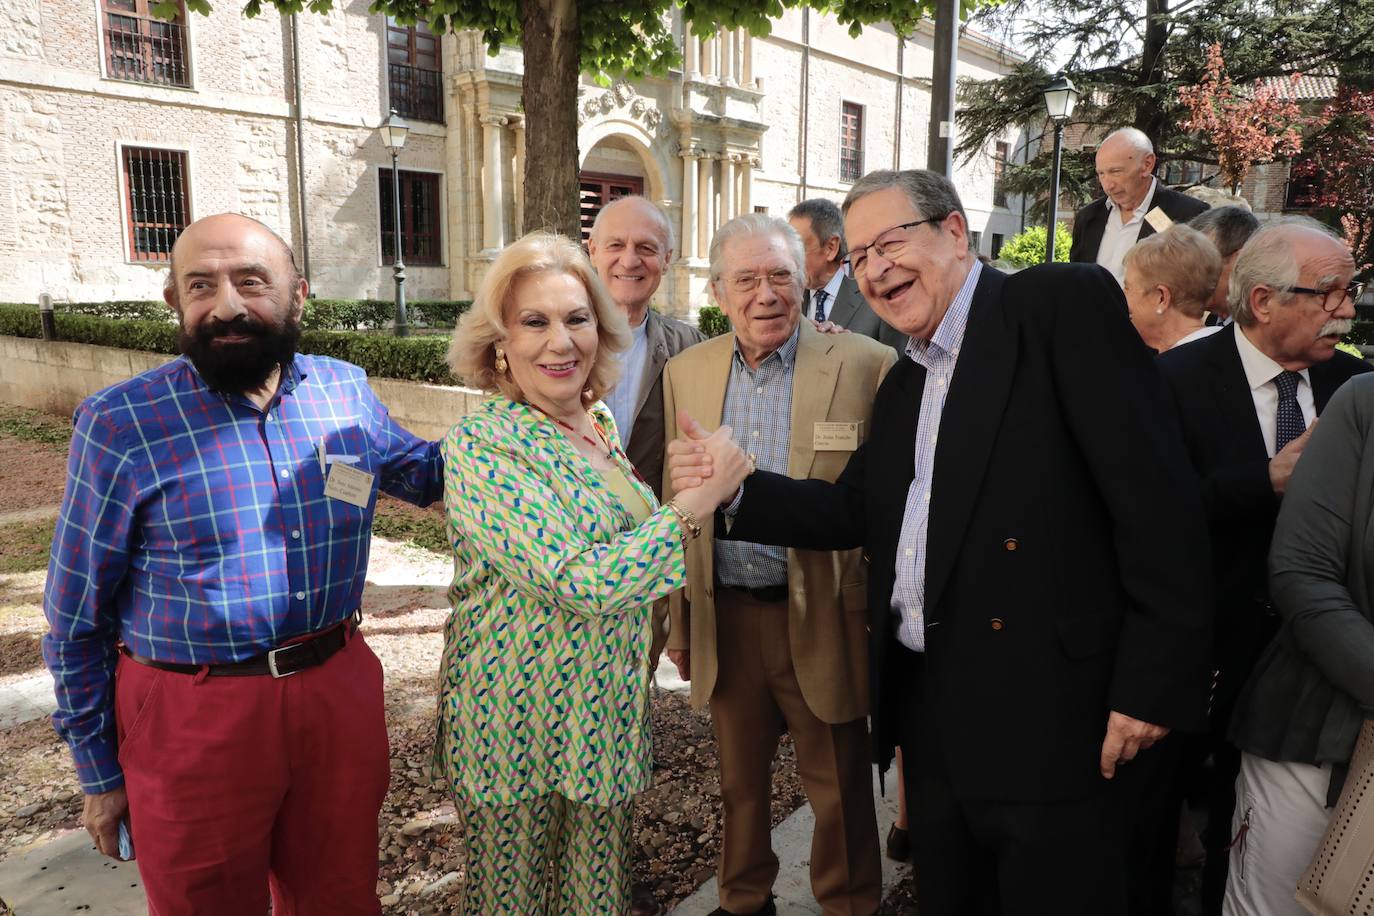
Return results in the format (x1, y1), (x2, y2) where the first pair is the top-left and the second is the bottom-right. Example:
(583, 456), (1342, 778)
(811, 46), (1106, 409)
(521, 0), (582, 239)
(1135, 0), (1169, 146)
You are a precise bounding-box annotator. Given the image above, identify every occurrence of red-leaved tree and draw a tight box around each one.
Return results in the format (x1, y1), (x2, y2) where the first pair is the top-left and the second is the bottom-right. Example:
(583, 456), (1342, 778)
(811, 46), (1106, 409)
(1292, 86), (1374, 271)
(1178, 43), (1304, 193)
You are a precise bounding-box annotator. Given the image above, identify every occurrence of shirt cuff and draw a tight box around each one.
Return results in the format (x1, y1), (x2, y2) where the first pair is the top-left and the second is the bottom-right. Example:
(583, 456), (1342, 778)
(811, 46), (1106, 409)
(72, 736), (125, 795)
(722, 485), (745, 518)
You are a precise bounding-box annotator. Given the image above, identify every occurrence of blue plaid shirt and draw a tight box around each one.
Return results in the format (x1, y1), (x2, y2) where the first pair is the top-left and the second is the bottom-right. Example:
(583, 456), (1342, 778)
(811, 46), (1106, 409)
(43, 354), (442, 793)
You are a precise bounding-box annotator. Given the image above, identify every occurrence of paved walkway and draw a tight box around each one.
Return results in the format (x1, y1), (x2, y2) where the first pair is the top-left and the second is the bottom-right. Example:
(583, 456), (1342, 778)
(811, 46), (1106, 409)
(0, 542), (907, 914)
(0, 674), (55, 730)
(668, 769), (905, 915)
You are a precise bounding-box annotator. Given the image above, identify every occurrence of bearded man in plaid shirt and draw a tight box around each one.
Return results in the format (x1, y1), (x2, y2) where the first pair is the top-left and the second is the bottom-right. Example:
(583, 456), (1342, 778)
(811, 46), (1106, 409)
(43, 213), (442, 915)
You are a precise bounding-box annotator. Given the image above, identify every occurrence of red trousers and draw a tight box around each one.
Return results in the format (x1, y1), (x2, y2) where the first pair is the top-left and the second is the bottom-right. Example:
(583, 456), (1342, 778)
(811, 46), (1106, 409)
(115, 632), (390, 916)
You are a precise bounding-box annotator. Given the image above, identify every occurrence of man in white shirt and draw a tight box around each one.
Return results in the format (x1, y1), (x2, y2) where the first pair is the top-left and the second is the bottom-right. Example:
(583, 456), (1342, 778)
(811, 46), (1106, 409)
(1069, 128), (1210, 283)
(587, 196), (704, 496)
(788, 198), (907, 350)
(1155, 218), (1370, 915)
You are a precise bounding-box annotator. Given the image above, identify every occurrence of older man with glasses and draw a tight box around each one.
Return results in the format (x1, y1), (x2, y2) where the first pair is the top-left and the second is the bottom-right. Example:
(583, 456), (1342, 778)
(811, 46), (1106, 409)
(661, 213), (895, 916)
(1155, 218), (1370, 915)
(668, 171), (1212, 915)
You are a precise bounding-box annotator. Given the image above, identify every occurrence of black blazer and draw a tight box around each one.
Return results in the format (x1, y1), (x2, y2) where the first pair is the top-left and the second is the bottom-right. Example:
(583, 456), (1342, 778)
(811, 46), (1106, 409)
(1069, 185), (1211, 264)
(1155, 326), (1371, 717)
(728, 264), (1212, 804)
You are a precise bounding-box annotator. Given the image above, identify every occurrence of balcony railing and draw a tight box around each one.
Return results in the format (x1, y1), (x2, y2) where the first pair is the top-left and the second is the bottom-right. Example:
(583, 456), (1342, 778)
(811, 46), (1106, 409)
(388, 62), (443, 123)
(104, 10), (190, 88)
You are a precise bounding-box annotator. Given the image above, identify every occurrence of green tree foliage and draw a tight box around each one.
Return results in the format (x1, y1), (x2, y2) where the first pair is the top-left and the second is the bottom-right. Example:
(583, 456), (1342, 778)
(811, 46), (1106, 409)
(957, 0), (1374, 215)
(996, 223), (1071, 267)
(159, 0), (998, 239)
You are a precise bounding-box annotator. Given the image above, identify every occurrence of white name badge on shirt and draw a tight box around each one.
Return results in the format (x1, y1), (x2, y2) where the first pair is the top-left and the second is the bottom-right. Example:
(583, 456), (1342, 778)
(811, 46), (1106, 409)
(814, 421), (861, 451)
(1144, 207), (1174, 233)
(324, 462), (375, 508)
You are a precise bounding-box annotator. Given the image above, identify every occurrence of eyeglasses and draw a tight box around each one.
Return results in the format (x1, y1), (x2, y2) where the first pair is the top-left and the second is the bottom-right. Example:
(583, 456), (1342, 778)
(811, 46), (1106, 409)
(843, 216), (947, 278)
(1280, 281), (1367, 313)
(724, 268), (796, 294)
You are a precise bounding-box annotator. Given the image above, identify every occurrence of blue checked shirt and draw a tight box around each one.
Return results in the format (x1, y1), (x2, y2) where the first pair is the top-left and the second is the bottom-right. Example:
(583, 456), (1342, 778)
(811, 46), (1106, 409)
(715, 325), (800, 587)
(43, 354), (442, 793)
(892, 261), (981, 651)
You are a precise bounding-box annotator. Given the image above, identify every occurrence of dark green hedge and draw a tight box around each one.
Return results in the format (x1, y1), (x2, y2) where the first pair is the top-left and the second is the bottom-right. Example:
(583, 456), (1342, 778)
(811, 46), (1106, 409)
(0, 302), (456, 384)
(20, 297), (471, 332)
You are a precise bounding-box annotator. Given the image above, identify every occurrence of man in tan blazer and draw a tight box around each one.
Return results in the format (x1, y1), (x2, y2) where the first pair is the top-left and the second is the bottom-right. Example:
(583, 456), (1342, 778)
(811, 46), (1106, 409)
(663, 214), (894, 916)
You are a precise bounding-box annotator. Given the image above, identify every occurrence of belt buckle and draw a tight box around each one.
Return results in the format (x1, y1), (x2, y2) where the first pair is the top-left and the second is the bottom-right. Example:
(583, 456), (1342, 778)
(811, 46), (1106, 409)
(267, 645), (298, 678)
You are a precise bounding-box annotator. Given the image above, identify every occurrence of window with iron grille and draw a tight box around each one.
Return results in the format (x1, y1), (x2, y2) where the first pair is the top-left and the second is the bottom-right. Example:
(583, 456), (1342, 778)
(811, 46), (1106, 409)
(102, 0), (190, 88)
(840, 103), (864, 183)
(379, 169), (442, 265)
(993, 141), (1011, 208)
(123, 147), (190, 262)
(577, 172), (644, 244)
(387, 18), (442, 123)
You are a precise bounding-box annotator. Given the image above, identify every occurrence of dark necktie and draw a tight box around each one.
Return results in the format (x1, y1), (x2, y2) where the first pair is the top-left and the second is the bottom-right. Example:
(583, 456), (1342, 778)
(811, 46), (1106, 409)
(813, 289), (829, 322)
(1274, 370), (1306, 452)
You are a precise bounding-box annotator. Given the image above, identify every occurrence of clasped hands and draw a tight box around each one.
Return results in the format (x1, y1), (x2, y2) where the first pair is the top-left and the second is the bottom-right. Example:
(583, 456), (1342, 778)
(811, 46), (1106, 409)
(666, 409), (753, 510)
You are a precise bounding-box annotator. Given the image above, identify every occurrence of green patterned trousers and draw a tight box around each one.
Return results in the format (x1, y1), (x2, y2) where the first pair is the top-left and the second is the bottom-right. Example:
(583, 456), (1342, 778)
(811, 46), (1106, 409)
(459, 792), (633, 914)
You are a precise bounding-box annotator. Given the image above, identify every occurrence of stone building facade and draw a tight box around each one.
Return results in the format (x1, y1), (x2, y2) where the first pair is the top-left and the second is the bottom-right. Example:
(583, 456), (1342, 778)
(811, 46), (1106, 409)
(0, 0), (1026, 316)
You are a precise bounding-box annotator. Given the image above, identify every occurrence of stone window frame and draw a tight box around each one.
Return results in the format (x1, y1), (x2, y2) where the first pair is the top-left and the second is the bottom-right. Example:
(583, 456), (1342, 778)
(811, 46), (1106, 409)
(840, 101), (864, 184)
(385, 17), (443, 123)
(376, 166), (446, 267)
(993, 140), (1011, 209)
(95, 0), (195, 90)
(116, 141), (194, 265)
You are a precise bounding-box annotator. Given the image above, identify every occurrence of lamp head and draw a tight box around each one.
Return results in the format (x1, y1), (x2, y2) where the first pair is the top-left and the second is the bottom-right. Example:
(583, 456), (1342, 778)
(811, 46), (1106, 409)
(379, 108), (410, 152)
(1042, 73), (1080, 124)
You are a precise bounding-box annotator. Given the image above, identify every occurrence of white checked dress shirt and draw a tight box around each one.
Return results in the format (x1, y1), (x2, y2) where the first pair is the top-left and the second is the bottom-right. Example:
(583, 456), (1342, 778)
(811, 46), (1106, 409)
(891, 261), (982, 651)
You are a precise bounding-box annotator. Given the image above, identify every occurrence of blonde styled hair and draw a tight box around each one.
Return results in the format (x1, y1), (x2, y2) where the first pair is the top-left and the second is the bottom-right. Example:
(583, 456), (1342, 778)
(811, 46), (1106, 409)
(447, 232), (631, 402)
(1122, 225), (1221, 320)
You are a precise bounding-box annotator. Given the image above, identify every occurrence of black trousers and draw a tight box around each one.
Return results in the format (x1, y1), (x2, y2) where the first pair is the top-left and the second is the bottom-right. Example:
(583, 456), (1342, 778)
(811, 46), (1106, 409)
(893, 642), (1182, 916)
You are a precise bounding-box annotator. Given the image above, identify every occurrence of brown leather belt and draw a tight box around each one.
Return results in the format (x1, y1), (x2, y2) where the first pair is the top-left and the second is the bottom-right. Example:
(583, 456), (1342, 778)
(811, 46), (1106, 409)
(120, 612), (360, 679)
(721, 583), (788, 604)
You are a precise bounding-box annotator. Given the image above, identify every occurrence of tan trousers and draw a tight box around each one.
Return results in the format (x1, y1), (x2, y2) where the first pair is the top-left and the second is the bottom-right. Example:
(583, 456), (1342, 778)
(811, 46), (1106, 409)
(711, 589), (882, 916)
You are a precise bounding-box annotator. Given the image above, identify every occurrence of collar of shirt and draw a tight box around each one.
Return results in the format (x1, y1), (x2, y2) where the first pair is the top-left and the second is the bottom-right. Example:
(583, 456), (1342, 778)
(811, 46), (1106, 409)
(1234, 323), (1311, 392)
(733, 322), (801, 373)
(177, 354), (306, 407)
(1105, 176), (1158, 225)
(812, 266), (847, 302)
(905, 260), (981, 371)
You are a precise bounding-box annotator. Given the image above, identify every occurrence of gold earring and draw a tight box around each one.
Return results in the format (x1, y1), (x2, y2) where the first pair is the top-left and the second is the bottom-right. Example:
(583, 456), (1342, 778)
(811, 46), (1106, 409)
(494, 346), (508, 373)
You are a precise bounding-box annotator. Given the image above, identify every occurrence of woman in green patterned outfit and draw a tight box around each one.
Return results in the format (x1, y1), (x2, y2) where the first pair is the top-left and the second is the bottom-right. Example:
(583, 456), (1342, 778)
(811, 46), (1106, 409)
(440, 232), (746, 914)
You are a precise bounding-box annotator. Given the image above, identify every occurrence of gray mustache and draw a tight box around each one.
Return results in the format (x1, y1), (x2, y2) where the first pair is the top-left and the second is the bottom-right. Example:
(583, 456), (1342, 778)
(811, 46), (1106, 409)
(1320, 318), (1353, 338)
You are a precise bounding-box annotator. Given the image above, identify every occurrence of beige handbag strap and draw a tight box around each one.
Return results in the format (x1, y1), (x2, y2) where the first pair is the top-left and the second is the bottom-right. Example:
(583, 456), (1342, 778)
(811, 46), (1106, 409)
(1296, 719), (1374, 915)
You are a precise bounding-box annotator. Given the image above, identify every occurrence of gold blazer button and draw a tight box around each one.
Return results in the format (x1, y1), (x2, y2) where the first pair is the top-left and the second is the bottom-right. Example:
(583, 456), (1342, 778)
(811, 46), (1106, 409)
(990, 618), (1005, 631)
(1003, 538), (1019, 551)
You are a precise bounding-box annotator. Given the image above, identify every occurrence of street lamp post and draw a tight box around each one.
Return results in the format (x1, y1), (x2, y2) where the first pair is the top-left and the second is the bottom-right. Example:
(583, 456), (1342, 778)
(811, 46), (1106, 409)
(378, 108), (411, 337)
(1041, 74), (1080, 264)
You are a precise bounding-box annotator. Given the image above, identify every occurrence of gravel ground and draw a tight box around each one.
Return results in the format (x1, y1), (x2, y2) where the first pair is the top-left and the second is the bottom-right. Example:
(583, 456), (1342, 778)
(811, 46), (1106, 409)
(0, 407), (815, 914)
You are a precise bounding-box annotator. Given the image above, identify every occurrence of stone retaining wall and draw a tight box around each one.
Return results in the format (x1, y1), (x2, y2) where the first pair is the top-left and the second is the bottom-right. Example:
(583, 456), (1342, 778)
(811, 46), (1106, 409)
(0, 336), (485, 442)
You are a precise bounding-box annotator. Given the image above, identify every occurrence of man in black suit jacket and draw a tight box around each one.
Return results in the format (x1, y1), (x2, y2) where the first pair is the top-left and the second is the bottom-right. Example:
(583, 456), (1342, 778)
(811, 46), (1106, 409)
(1070, 128), (1210, 281)
(1155, 219), (1370, 914)
(670, 170), (1211, 915)
(789, 198), (908, 350)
